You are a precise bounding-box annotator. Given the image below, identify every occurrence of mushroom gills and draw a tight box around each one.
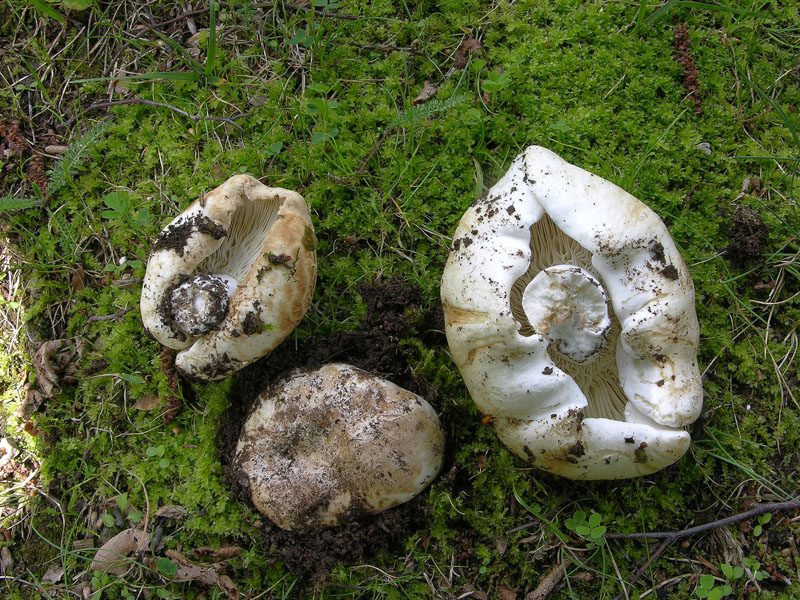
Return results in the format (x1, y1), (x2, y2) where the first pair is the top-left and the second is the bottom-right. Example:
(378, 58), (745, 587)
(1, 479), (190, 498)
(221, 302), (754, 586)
(511, 214), (627, 421)
(170, 274), (238, 337)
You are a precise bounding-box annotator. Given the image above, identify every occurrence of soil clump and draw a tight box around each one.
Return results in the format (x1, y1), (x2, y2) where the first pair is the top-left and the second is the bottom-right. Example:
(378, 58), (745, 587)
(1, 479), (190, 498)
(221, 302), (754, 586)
(725, 204), (768, 267)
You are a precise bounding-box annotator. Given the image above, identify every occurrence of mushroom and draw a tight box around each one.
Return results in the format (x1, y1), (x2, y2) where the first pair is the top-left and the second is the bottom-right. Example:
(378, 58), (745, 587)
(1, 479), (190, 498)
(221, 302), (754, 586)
(440, 146), (702, 480)
(233, 363), (445, 530)
(140, 175), (317, 380)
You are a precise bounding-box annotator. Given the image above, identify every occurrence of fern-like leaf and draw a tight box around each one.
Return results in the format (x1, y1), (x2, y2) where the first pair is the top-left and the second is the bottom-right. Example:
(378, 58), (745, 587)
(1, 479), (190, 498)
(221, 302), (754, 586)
(48, 120), (111, 194)
(0, 195), (39, 214)
(389, 93), (471, 130)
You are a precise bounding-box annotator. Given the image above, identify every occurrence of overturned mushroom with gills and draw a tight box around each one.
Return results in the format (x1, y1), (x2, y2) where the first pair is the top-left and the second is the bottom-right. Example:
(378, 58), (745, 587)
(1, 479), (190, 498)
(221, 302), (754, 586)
(441, 146), (703, 480)
(140, 175), (317, 381)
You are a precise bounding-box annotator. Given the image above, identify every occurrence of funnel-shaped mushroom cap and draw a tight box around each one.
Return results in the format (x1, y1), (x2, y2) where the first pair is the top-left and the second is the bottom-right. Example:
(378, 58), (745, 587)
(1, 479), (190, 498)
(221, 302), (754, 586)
(234, 364), (445, 530)
(440, 146), (702, 480)
(140, 175), (317, 380)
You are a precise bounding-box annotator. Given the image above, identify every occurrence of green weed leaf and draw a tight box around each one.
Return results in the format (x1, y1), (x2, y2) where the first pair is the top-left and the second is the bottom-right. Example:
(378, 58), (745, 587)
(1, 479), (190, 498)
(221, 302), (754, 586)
(120, 373), (145, 384)
(0, 195), (38, 214)
(264, 141), (283, 156)
(157, 557), (178, 577)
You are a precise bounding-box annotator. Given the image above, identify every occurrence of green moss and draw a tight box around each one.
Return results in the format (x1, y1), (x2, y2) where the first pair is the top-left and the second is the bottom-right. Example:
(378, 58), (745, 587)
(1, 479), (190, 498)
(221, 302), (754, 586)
(1, 0), (799, 597)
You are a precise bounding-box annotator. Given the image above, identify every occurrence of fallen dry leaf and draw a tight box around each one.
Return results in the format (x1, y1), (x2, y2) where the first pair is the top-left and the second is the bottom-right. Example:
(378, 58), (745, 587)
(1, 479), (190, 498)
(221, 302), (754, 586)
(15, 388), (45, 419)
(413, 80), (438, 106)
(91, 528), (151, 575)
(166, 550), (239, 599)
(132, 393), (161, 411)
(499, 587), (517, 600)
(0, 546), (12, 574)
(453, 37), (483, 69)
(194, 546), (243, 560)
(71, 265), (86, 291)
(33, 340), (62, 397)
(42, 564), (64, 584)
(526, 560), (570, 600)
(155, 505), (188, 519)
(32, 338), (85, 397)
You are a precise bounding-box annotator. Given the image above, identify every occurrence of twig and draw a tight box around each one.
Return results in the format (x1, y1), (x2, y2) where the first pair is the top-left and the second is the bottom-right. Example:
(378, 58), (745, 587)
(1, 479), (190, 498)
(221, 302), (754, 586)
(605, 500), (800, 542)
(345, 42), (422, 55)
(148, 1), (359, 29)
(86, 306), (135, 323)
(607, 500), (800, 599)
(526, 559), (572, 600)
(282, 1), (359, 20)
(60, 99), (250, 131)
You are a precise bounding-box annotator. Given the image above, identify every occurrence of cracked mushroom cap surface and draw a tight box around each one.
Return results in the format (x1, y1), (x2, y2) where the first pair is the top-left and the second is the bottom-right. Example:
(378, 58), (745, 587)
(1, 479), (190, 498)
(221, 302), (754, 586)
(140, 175), (317, 380)
(233, 363), (445, 530)
(440, 146), (702, 480)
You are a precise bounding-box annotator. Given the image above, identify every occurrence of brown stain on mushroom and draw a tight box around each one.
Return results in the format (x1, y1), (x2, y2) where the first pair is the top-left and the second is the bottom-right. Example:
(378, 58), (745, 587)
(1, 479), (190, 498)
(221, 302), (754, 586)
(442, 305), (489, 326)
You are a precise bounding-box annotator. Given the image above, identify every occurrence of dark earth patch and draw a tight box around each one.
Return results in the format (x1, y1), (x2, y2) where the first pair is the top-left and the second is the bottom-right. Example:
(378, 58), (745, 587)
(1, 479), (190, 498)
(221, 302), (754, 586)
(151, 214), (227, 257)
(724, 204), (768, 267)
(217, 277), (450, 584)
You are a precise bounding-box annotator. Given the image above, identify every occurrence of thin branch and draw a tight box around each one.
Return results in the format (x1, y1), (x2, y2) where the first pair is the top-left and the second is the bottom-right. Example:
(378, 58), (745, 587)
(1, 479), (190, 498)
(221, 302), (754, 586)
(605, 500), (800, 541)
(86, 306), (135, 323)
(282, 1), (360, 20)
(606, 500), (800, 600)
(526, 559), (572, 600)
(148, 1), (359, 29)
(345, 42), (422, 55)
(60, 99), (250, 131)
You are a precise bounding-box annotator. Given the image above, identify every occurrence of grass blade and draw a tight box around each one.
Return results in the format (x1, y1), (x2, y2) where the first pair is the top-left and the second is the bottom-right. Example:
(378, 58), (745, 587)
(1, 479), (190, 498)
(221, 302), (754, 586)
(206, 0), (217, 76)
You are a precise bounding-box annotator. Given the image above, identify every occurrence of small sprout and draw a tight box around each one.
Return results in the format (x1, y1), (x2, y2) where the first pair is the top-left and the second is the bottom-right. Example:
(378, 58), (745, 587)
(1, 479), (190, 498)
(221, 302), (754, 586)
(753, 512), (771, 537)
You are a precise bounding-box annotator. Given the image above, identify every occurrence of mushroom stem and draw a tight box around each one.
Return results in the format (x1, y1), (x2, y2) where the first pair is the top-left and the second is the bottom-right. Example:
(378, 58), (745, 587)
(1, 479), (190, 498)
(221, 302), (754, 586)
(169, 274), (237, 337)
(521, 265), (611, 363)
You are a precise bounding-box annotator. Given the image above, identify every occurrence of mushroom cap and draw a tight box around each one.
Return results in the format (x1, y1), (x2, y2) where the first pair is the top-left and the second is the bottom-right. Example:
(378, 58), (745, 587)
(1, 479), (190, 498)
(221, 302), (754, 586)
(233, 363), (445, 530)
(140, 175), (317, 380)
(440, 146), (702, 480)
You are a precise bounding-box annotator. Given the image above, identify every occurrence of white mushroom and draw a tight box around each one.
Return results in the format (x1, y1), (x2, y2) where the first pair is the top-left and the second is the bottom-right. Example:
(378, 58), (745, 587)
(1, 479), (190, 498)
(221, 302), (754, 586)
(440, 146), (702, 480)
(233, 364), (445, 530)
(140, 175), (317, 380)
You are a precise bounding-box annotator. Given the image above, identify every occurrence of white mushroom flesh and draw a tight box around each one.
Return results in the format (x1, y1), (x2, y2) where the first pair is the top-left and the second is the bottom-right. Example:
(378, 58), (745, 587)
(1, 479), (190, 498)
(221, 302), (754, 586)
(440, 146), (703, 479)
(234, 364), (445, 530)
(522, 265), (611, 363)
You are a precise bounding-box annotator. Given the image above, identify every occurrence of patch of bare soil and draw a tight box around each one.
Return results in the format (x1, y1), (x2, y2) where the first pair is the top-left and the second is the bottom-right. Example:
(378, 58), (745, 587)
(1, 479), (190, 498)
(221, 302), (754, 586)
(218, 277), (448, 583)
(725, 204), (768, 267)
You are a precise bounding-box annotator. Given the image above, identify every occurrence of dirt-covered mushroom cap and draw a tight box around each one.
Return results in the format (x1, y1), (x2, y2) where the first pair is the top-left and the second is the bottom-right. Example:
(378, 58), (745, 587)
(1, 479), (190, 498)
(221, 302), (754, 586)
(140, 175), (317, 380)
(233, 363), (445, 530)
(440, 146), (702, 480)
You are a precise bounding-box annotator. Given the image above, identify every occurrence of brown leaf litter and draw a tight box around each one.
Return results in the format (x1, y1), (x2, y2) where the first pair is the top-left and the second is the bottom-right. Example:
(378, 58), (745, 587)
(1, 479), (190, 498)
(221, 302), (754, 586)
(674, 23), (701, 114)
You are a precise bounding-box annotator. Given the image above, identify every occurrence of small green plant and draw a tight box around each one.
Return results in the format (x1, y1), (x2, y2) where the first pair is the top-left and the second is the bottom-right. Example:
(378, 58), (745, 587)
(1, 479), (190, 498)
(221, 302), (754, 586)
(116, 493), (144, 525)
(753, 512), (771, 537)
(565, 511), (607, 548)
(48, 120), (111, 195)
(91, 570), (112, 600)
(695, 573), (732, 599)
(156, 557), (178, 578)
(146, 445), (170, 469)
(742, 557), (770, 582)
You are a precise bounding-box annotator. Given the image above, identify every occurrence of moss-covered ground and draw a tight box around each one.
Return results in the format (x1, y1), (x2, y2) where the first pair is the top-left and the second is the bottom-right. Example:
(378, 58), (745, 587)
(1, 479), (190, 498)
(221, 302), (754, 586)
(1, 0), (799, 598)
